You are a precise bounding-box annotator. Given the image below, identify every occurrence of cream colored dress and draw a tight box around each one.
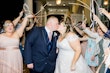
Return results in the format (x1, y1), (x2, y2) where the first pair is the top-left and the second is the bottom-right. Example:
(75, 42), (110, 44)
(54, 35), (93, 73)
(0, 35), (23, 73)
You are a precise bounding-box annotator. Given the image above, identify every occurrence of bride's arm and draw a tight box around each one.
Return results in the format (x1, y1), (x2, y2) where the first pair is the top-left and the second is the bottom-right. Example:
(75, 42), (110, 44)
(67, 32), (81, 71)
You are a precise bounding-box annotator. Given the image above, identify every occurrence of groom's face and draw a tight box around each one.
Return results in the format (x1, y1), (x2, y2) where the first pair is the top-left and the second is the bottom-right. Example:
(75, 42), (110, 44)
(51, 18), (59, 31)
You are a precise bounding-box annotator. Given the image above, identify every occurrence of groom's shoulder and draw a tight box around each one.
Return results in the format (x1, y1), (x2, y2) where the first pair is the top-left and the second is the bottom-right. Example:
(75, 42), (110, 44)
(35, 26), (44, 30)
(31, 26), (44, 31)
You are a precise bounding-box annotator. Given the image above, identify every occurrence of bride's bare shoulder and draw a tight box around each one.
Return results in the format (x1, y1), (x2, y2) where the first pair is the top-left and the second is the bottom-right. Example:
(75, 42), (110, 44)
(66, 32), (76, 37)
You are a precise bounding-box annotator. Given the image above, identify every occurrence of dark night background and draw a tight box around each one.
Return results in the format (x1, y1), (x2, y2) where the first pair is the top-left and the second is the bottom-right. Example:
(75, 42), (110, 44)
(0, 0), (24, 24)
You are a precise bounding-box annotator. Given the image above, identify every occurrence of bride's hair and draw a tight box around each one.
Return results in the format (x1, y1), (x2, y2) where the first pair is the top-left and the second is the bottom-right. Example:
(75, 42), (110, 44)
(59, 19), (73, 39)
(65, 17), (73, 33)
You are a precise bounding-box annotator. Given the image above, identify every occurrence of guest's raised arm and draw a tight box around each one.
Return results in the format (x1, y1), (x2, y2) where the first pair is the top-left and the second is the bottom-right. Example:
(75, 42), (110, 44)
(12, 10), (24, 26)
(99, 8), (110, 20)
(16, 14), (34, 37)
(93, 14), (108, 33)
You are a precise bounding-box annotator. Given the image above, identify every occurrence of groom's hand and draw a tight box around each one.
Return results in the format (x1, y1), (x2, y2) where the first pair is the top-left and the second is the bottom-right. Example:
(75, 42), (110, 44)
(27, 63), (34, 69)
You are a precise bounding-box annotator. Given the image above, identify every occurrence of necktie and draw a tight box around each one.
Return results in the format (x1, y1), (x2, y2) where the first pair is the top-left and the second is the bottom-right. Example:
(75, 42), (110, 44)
(47, 42), (52, 53)
(47, 32), (52, 53)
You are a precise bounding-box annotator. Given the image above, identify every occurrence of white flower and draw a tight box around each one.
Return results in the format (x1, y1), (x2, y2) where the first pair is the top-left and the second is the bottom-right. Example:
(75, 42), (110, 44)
(53, 32), (57, 37)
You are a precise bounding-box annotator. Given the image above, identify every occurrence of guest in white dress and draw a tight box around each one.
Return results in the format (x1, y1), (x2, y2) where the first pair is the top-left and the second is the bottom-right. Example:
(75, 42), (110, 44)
(54, 22), (93, 73)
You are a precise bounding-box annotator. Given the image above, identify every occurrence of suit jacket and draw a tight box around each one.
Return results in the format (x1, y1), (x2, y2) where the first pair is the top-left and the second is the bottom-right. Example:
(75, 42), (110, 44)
(24, 26), (58, 72)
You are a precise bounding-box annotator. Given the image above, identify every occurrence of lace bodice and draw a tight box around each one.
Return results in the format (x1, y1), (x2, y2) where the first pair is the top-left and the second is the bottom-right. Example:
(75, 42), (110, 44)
(57, 34), (79, 54)
(55, 34), (93, 73)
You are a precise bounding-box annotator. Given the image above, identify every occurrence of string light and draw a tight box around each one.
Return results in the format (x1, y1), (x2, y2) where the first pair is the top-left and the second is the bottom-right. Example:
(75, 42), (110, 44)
(56, 0), (61, 5)
(104, 0), (108, 6)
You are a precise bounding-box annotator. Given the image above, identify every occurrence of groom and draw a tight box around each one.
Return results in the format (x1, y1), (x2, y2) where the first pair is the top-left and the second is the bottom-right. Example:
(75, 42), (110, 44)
(24, 16), (59, 73)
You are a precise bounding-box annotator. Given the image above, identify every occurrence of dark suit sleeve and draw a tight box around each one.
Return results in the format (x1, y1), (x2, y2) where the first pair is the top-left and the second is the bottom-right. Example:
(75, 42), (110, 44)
(24, 27), (37, 64)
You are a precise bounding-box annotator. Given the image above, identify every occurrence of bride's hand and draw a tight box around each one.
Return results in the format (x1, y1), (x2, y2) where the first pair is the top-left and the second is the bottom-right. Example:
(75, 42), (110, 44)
(71, 64), (76, 71)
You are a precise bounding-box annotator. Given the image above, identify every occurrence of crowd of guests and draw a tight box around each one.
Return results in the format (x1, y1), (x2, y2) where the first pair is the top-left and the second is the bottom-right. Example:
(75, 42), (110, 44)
(0, 7), (110, 73)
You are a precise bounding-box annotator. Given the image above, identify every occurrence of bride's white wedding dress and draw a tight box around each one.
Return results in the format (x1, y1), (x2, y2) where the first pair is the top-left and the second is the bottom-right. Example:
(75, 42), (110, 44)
(54, 34), (93, 73)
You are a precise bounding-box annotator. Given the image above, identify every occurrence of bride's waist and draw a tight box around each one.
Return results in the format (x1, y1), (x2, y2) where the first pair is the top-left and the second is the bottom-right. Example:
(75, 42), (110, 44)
(58, 51), (74, 55)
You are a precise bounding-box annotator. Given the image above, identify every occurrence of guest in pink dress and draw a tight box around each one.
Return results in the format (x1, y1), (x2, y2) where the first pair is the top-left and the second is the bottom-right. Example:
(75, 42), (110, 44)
(0, 13), (34, 73)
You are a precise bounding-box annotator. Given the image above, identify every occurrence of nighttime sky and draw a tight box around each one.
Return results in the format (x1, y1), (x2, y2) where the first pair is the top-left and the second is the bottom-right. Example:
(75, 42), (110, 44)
(0, 0), (24, 24)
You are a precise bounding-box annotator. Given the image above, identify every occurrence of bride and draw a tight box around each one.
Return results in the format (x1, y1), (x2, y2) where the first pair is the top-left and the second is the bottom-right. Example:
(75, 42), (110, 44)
(54, 22), (93, 73)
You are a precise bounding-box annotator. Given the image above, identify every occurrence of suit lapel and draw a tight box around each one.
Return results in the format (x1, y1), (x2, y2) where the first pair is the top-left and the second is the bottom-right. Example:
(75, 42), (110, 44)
(42, 27), (50, 44)
(42, 29), (47, 45)
(49, 33), (57, 53)
(41, 27), (49, 54)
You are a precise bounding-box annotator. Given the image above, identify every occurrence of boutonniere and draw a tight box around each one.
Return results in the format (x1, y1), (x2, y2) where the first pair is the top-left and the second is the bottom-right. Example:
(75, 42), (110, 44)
(53, 32), (57, 37)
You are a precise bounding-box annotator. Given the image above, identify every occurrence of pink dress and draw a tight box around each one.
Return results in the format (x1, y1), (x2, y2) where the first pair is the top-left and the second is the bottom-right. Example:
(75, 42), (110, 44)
(0, 35), (23, 73)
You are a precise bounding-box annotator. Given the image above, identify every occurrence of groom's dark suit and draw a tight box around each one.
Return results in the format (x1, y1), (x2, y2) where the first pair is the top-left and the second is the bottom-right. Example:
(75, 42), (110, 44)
(24, 26), (58, 73)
